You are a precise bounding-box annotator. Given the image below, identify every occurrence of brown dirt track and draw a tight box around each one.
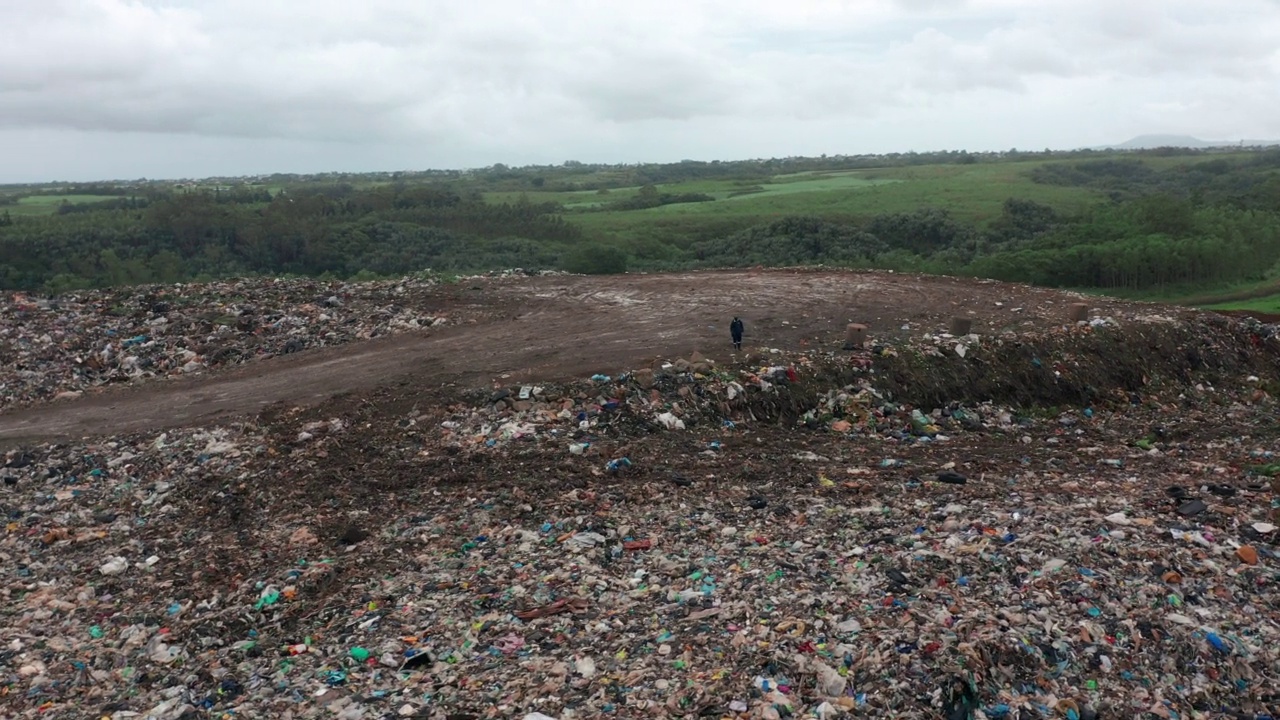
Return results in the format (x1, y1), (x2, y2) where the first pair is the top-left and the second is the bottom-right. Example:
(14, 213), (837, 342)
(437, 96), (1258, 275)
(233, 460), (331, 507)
(0, 269), (1191, 447)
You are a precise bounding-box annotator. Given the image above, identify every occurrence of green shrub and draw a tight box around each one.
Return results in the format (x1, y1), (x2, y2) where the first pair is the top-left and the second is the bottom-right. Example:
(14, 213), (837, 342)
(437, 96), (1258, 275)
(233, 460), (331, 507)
(561, 246), (628, 274)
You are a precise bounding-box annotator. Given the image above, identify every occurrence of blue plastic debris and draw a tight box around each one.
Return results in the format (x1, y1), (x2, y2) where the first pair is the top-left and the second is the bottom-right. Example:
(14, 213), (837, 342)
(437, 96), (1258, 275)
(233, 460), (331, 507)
(605, 457), (632, 473)
(1206, 632), (1230, 654)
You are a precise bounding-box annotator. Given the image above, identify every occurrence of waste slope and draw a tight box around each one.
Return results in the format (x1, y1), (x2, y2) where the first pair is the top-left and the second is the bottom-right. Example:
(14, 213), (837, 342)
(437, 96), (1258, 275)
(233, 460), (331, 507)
(2, 314), (1278, 719)
(884, 317), (1280, 408)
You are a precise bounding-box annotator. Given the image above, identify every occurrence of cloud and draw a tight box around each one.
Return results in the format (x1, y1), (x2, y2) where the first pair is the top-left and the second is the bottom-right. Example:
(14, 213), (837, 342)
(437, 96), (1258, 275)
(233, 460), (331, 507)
(1, 0), (1279, 181)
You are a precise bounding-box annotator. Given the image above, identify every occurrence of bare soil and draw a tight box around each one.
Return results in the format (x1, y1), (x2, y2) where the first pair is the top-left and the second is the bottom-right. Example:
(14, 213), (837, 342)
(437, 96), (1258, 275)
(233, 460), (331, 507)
(1211, 308), (1280, 323)
(0, 269), (1190, 447)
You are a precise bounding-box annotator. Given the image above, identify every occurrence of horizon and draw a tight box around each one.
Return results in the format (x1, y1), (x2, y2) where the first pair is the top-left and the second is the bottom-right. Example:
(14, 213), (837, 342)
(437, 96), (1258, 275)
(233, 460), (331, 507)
(5, 135), (1279, 187)
(3, 1), (1279, 184)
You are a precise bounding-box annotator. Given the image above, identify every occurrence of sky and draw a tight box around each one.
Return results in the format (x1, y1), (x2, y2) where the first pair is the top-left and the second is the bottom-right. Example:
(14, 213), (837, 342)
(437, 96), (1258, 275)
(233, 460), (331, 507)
(1, 0), (1279, 183)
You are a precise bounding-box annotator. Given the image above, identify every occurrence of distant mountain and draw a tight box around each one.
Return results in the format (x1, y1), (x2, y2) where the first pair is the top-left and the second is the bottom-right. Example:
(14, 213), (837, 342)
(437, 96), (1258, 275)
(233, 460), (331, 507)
(1094, 134), (1280, 150)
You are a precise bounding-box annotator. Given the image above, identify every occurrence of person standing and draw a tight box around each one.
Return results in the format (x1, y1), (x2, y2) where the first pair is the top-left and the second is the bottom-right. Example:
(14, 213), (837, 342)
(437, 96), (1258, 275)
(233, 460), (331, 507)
(730, 316), (744, 350)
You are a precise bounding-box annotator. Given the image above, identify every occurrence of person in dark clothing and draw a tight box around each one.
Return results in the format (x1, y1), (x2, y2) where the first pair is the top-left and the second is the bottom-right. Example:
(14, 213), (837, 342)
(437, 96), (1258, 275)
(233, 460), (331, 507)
(730, 317), (744, 350)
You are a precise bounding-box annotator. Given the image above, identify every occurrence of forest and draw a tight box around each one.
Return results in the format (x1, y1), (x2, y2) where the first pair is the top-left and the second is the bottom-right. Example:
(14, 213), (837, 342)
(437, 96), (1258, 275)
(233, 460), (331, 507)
(2, 146), (1279, 296)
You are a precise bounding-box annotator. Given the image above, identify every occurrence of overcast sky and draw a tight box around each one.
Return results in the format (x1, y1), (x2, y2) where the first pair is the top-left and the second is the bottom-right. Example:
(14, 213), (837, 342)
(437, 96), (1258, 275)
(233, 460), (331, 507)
(2, 0), (1278, 183)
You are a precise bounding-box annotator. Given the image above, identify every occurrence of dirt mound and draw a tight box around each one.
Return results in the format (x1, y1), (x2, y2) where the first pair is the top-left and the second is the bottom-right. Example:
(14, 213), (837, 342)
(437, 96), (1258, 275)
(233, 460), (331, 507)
(871, 315), (1280, 409)
(0, 269), (1199, 448)
(1212, 308), (1280, 324)
(2, 277), (1279, 718)
(393, 315), (1280, 442)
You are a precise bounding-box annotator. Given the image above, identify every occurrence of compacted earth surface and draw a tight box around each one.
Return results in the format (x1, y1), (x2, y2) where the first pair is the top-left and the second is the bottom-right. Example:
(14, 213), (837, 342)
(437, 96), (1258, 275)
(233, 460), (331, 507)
(0, 269), (1168, 445)
(1, 269), (1277, 720)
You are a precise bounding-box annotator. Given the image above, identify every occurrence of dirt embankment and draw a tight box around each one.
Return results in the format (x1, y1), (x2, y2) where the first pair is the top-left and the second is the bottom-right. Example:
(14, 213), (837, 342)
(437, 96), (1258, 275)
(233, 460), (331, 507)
(0, 269), (1220, 447)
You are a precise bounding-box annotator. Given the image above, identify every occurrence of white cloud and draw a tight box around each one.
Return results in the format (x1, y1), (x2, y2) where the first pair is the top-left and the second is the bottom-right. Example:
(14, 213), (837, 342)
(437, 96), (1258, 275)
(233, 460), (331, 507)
(0, 0), (1278, 181)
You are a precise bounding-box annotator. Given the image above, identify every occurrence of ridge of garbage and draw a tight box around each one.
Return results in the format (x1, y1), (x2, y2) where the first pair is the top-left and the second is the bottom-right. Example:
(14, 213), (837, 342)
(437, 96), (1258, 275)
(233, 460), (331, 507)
(2, 286), (1279, 719)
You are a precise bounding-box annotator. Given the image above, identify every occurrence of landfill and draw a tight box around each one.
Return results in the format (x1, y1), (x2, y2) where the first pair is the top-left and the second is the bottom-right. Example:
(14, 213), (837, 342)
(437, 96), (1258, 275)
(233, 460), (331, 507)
(0, 270), (568, 411)
(1, 281), (1279, 719)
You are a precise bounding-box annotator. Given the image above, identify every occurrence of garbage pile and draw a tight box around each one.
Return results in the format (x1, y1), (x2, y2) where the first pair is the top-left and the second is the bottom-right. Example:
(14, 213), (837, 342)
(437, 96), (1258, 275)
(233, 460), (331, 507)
(2, 318), (1279, 719)
(436, 316), (1280, 463)
(439, 351), (998, 458)
(0, 276), (453, 410)
(440, 353), (802, 453)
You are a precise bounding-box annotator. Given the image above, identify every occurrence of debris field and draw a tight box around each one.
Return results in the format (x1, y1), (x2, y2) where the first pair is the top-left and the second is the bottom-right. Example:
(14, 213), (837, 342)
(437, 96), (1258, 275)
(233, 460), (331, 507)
(0, 269), (1276, 720)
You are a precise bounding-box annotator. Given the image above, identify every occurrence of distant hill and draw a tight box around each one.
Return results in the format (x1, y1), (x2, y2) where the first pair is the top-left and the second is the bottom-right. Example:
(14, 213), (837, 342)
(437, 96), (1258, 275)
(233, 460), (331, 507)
(1095, 134), (1280, 150)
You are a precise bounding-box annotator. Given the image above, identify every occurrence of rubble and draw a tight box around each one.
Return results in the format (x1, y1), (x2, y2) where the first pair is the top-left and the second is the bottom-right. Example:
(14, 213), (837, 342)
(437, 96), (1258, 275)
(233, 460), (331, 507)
(1, 300), (1279, 719)
(0, 275), (453, 411)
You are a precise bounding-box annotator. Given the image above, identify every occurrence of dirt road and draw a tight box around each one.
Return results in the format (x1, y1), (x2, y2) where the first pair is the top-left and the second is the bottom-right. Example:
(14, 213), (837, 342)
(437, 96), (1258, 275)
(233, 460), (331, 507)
(0, 270), (1181, 446)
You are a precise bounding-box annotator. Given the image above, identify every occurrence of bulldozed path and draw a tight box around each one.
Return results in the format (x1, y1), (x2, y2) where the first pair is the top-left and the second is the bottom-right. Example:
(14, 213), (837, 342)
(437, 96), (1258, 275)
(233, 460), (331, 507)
(0, 269), (1178, 447)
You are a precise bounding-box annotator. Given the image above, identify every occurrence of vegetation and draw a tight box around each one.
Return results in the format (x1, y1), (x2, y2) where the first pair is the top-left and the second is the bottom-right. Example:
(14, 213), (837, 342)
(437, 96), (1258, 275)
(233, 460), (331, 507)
(561, 245), (629, 275)
(1204, 294), (1280, 314)
(3, 145), (1280, 298)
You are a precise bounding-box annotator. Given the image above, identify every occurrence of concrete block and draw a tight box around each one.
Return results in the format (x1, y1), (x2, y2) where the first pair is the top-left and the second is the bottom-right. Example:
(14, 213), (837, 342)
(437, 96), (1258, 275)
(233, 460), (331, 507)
(843, 323), (868, 350)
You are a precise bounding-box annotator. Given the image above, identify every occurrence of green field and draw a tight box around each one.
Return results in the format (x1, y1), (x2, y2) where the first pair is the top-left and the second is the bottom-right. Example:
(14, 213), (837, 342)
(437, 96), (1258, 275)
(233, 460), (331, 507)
(486, 161), (1102, 248)
(1203, 293), (1280, 313)
(3, 195), (119, 216)
(1211, 297), (1280, 312)
(4, 147), (1279, 296)
(722, 172), (897, 200)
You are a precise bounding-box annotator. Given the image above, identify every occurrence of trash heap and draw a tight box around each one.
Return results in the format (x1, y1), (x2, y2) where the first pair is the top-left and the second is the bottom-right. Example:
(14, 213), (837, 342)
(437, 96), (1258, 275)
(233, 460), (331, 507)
(440, 353), (813, 454)
(437, 316), (1280, 463)
(440, 352), (991, 459)
(0, 275), (454, 410)
(1, 317), (1279, 719)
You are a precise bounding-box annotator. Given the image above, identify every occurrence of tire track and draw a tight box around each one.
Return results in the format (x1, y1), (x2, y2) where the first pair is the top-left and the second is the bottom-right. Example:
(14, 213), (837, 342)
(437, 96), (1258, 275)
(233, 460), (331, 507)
(0, 270), (1172, 447)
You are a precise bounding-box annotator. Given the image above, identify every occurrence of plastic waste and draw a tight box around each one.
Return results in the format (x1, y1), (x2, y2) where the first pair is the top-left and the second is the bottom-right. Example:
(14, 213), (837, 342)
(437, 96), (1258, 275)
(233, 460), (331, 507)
(656, 412), (686, 430)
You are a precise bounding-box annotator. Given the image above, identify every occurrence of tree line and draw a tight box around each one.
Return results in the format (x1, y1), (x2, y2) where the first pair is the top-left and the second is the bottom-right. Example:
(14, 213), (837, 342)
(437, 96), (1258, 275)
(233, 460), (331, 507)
(2, 151), (1279, 293)
(0, 184), (577, 291)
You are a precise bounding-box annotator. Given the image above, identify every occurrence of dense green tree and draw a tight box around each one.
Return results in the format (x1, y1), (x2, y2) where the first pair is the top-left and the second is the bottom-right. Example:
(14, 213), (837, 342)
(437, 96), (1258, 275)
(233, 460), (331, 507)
(867, 209), (976, 256)
(4, 148), (1280, 293)
(987, 198), (1059, 244)
(692, 216), (885, 267)
(561, 245), (628, 274)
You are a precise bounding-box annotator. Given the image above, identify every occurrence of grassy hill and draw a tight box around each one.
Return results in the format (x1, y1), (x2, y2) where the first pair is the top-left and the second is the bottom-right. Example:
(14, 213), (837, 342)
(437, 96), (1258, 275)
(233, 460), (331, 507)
(3, 147), (1280, 301)
(5, 194), (123, 216)
(550, 161), (1101, 249)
